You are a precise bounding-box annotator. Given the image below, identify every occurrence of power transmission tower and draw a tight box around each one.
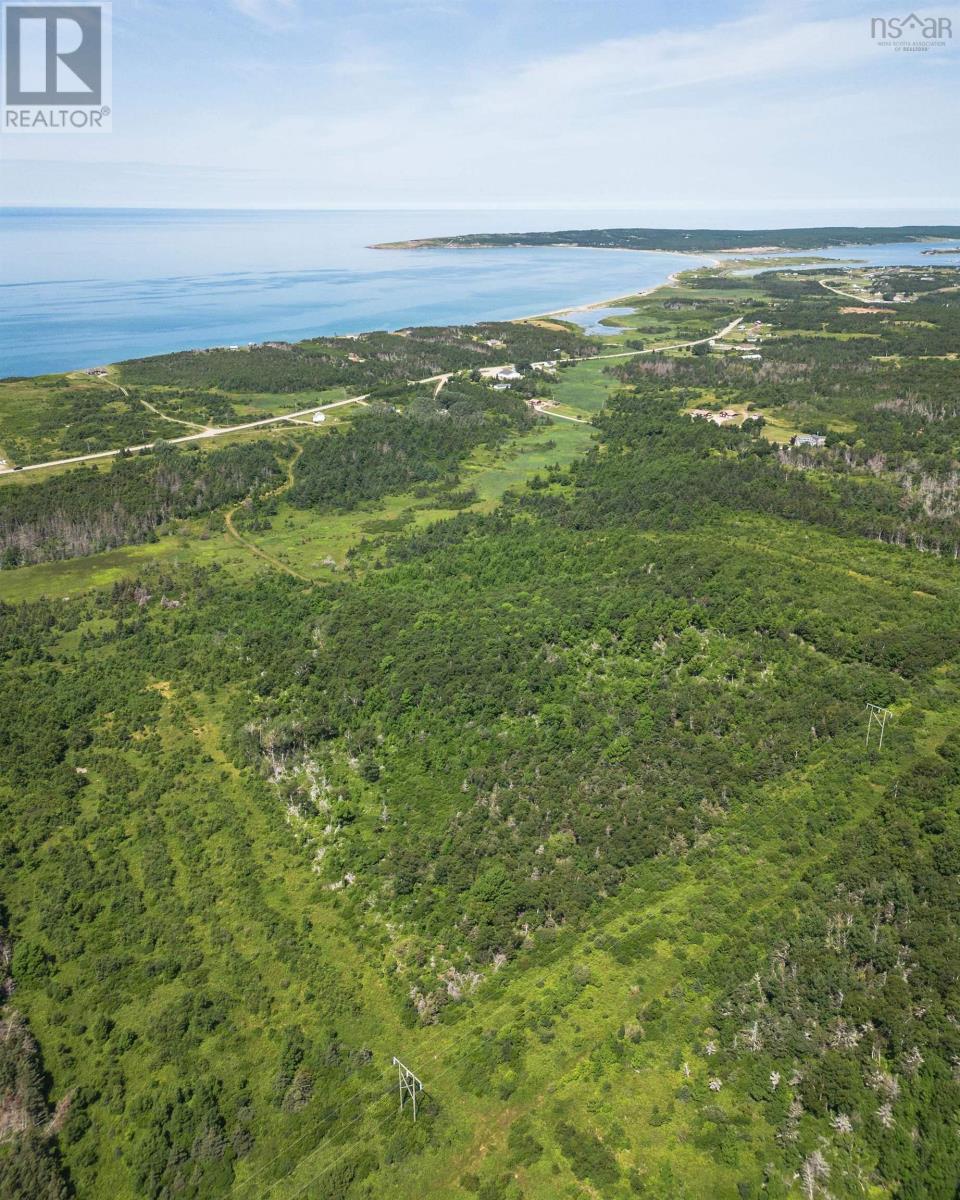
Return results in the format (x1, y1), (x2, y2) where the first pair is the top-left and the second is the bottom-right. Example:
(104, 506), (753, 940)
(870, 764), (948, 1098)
(865, 703), (892, 751)
(392, 1057), (423, 1121)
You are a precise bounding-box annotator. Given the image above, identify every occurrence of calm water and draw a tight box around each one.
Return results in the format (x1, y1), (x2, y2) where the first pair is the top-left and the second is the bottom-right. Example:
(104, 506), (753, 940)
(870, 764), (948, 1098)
(560, 305), (639, 335)
(0, 208), (719, 376)
(0, 208), (955, 377)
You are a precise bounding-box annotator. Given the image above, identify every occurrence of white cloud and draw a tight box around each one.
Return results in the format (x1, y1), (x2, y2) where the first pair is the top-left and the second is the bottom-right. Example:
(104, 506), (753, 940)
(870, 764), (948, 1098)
(3, 2), (958, 209)
(457, 10), (916, 118)
(230, 0), (299, 29)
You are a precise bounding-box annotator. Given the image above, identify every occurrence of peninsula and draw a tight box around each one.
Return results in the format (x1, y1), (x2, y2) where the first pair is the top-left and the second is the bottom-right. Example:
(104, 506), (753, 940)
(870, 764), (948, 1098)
(373, 224), (960, 253)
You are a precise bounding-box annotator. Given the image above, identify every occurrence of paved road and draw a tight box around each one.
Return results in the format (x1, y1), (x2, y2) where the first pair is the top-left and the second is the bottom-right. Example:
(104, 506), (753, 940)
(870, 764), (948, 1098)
(1, 317), (742, 477)
(591, 316), (743, 359)
(818, 279), (895, 305)
(0, 396), (367, 477)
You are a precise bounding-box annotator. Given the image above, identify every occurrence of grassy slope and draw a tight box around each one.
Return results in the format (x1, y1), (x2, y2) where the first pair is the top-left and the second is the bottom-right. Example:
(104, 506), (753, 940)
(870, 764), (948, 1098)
(7, 510), (955, 1200)
(3, 673), (405, 1197)
(268, 509), (960, 1199)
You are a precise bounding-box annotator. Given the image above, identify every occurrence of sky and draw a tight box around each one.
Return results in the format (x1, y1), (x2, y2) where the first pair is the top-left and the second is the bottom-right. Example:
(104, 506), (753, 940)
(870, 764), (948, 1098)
(1, 0), (958, 215)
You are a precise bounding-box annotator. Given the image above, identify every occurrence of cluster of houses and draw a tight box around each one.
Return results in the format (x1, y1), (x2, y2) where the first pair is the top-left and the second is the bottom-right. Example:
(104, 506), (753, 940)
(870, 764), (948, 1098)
(734, 321), (764, 361)
(486, 360), (558, 391)
(205, 340), (293, 353)
(82, 366), (108, 377)
(490, 369), (518, 391)
(791, 432), (826, 448)
(689, 408), (739, 425)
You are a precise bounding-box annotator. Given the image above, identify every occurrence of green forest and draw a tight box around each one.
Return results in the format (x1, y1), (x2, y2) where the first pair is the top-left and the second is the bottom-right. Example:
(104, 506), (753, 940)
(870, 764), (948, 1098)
(2, 263), (959, 1200)
(0, 442), (283, 567)
(115, 324), (587, 397)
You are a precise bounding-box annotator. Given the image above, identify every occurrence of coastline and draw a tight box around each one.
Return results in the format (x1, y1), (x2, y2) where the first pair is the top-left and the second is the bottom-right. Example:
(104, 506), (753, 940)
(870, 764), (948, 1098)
(371, 232), (960, 253)
(370, 238), (728, 257)
(17, 234), (922, 378)
(507, 261), (718, 324)
(2, 248), (718, 379)
(147, 263), (709, 348)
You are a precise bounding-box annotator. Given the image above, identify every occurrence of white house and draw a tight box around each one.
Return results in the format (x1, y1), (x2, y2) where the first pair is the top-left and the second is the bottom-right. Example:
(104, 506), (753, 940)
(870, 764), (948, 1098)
(312, 411), (327, 424)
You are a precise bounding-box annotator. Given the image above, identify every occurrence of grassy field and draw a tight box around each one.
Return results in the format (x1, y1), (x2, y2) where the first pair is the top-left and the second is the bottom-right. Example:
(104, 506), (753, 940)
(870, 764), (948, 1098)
(148, 384), (353, 421)
(0, 361), (358, 469)
(0, 373), (185, 466)
(208, 418), (594, 580)
(548, 359), (623, 415)
(0, 415), (594, 602)
(0, 523), (255, 602)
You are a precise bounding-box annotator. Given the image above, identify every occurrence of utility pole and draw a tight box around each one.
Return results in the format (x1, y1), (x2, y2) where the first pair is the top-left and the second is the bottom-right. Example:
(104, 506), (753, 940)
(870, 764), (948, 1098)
(392, 1057), (423, 1121)
(865, 703), (892, 751)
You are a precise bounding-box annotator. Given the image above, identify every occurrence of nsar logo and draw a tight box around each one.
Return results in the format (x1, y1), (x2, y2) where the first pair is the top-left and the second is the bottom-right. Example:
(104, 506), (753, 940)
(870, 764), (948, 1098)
(870, 12), (953, 50)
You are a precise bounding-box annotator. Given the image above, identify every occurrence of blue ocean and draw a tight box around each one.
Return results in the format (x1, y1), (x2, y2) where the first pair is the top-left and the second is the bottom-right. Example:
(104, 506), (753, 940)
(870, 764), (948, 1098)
(1, 207), (956, 377)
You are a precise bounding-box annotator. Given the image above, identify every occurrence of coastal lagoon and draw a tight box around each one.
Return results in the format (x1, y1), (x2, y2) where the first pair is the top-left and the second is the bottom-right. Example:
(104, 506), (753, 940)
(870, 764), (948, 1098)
(1, 208), (955, 377)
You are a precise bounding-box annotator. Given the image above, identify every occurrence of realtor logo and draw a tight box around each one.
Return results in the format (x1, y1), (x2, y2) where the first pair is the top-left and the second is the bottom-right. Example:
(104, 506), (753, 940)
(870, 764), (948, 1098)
(3, 3), (111, 131)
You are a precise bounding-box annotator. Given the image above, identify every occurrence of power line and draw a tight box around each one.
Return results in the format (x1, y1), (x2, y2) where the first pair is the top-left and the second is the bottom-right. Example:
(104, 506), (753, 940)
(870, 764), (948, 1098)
(865, 702), (892, 750)
(259, 1032), (492, 1198)
(256, 981), (529, 1200)
(246, 776), (688, 1196)
(232, 965), (516, 1198)
(268, 1036), (485, 1200)
(392, 1057), (423, 1121)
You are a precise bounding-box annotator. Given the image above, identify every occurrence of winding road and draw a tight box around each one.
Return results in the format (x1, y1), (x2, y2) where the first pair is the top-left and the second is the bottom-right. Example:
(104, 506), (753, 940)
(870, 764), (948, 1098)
(817, 279), (895, 305)
(0, 396), (367, 477)
(0, 318), (741, 478)
(223, 441), (312, 581)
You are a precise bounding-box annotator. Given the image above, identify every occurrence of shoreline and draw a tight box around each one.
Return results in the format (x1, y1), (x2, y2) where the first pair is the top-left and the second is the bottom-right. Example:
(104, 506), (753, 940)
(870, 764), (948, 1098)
(0, 260), (717, 475)
(332, 248), (722, 336)
(4, 258), (716, 379)
(371, 232), (960, 253)
(369, 239), (726, 257)
(507, 265), (705, 324)
(13, 236), (915, 379)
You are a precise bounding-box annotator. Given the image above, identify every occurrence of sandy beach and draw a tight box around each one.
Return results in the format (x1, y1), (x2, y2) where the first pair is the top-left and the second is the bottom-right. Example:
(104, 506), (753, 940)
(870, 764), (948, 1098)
(508, 257), (722, 325)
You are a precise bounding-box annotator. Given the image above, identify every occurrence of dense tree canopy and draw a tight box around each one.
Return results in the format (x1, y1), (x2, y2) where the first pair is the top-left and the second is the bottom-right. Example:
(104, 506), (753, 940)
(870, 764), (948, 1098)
(2, 264), (959, 1200)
